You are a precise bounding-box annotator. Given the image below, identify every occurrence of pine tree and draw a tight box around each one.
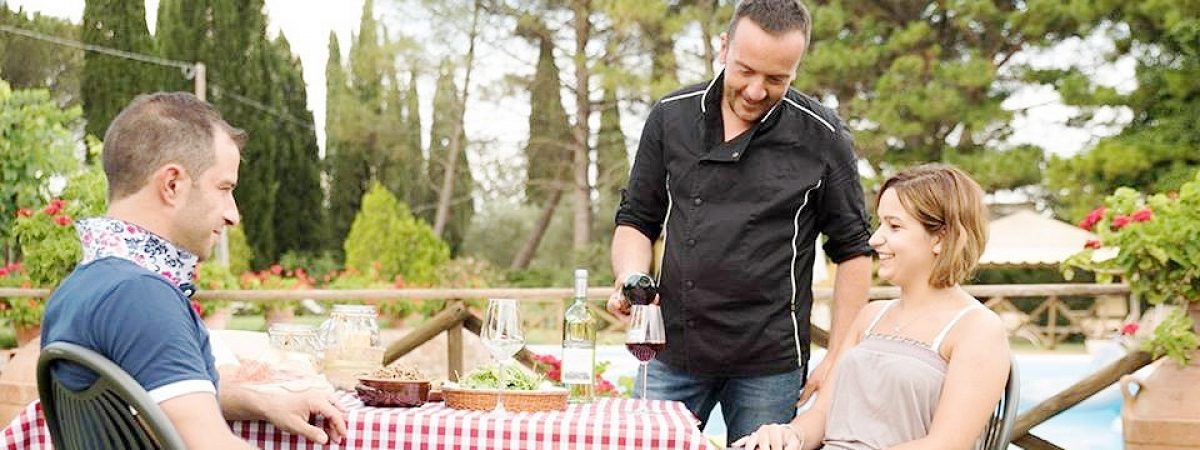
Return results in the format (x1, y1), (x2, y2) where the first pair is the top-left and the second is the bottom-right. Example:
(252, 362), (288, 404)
(403, 69), (428, 213)
(427, 62), (474, 254)
(154, 0), (212, 92)
(268, 35), (326, 257)
(81, 0), (159, 149)
(210, 0), (276, 267)
(520, 29), (573, 204)
(326, 33), (368, 252)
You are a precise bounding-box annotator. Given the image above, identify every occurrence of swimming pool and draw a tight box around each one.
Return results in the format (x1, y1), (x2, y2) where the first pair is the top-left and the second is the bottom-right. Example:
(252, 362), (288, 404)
(528, 344), (1129, 449)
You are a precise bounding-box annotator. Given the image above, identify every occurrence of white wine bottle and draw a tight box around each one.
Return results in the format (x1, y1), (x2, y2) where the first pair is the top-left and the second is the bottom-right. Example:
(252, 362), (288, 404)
(562, 269), (597, 403)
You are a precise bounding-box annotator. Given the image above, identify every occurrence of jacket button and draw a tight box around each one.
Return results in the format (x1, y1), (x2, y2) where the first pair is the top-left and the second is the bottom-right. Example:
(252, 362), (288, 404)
(685, 280), (695, 289)
(686, 238), (696, 247)
(692, 197), (703, 206)
(687, 320), (696, 328)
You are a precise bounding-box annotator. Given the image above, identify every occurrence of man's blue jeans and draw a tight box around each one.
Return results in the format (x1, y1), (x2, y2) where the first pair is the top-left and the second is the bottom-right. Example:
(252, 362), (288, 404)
(636, 359), (804, 443)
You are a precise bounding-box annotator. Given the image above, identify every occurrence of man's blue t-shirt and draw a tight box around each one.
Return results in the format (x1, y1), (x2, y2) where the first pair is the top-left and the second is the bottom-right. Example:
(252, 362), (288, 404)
(42, 257), (219, 403)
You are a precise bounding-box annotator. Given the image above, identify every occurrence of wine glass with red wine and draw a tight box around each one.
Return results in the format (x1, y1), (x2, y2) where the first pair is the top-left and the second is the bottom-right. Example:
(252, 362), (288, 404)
(625, 303), (665, 414)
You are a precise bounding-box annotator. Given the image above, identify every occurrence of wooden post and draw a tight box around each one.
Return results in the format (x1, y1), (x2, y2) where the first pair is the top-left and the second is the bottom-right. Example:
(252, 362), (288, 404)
(383, 301), (470, 365)
(447, 300), (464, 381)
(1013, 433), (1065, 450)
(1046, 296), (1058, 349)
(1012, 350), (1154, 440)
(809, 324), (830, 349)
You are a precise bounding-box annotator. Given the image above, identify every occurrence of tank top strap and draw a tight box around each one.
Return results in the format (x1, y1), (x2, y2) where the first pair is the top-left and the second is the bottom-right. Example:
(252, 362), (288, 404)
(864, 300), (899, 336)
(931, 304), (984, 353)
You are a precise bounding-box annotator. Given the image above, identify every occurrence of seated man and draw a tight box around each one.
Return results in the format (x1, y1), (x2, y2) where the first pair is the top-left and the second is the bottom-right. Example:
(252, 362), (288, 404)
(42, 92), (346, 449)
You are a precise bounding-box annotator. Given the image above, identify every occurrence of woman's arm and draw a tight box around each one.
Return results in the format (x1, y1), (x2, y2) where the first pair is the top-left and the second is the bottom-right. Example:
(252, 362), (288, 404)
(734, 300), (890, 450)
(889, 310), (1011, 450)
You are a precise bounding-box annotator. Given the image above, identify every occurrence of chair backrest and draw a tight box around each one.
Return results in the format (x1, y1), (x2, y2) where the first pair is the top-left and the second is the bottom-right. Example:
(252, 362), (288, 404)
(975, 356), (1021, 450)
(36, 342), (186, 450)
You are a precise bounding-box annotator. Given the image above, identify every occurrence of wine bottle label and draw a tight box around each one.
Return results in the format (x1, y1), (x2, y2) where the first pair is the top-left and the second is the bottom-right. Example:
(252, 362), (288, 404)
(561, 347), (594, 384)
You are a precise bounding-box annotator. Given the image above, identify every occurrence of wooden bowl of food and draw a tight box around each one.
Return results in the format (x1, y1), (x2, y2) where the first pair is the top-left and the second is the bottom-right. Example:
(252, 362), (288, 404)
(356, 378), (431, 407)
(355, 364), (431, 407)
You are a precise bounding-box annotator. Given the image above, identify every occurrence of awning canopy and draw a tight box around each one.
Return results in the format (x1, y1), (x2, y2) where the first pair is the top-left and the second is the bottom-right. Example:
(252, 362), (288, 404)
(980, 210), (1099, 267)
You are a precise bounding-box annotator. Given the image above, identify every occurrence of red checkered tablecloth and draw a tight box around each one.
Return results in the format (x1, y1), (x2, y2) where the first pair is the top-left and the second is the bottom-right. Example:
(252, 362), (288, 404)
(0, 393), (711, 449)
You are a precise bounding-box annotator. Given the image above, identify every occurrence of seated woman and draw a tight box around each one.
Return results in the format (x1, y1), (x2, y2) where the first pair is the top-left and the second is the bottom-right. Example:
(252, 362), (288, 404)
(736, 164), (1011, 450)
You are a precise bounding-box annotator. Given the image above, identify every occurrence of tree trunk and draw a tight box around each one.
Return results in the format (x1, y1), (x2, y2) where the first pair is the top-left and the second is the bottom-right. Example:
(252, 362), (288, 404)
(510, 188), (564, 270)
(433, 0), (481, 238)
(700, 0), (717, 78)
(570, 0), (593, 252)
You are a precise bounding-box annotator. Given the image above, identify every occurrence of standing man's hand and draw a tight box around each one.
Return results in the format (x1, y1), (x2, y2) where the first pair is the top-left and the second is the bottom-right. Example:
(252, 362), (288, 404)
(798, 358), (831, 405)
(606, 285), (632, 320)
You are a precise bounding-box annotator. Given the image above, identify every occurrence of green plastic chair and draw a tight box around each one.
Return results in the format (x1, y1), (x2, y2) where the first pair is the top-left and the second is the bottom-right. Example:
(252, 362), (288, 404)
(37, 342), (186, 450)
(976, 356), (1021, 450)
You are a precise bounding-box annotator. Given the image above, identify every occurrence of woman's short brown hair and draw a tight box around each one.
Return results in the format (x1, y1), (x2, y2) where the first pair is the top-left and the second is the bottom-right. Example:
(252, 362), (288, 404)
(876, 163), (988, 288)
(102, 92), (247, 200)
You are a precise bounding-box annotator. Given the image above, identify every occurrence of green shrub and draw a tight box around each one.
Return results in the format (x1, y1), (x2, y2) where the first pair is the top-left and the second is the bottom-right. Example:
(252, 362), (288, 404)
(344, 183), (449, 286)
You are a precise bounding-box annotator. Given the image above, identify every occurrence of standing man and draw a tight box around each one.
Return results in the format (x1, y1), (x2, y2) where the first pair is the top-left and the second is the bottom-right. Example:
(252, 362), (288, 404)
(608, 0), (873, 442)
(42, 92), (346, 449)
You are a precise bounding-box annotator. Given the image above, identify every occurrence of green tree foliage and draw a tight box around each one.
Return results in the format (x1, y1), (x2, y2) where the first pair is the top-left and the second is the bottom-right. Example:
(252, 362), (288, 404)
(344, 183), (450, 285)
(427, 62), (475, 255)
(1044, 0), (1200, 220)
(0, 81), (79, 253)
(154, 0), (212, 91)
(266, 35), (327, 257)
(80, 0), (162, 153)
(325, 33), (366, 253)
(517, 20), (572, 205)
(798, 1), (1101, 189)
(0, 6), (82, 106)
(157, 0), (323, 266)
(329, 1), (426, 253)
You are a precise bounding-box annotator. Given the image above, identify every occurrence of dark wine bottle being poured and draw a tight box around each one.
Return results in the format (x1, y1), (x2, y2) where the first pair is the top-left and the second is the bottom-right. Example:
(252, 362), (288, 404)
(621, 272), (657, 306)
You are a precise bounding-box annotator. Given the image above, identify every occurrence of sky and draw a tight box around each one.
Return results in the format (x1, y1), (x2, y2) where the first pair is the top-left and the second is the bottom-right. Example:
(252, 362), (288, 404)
(6, 0), (1137, 169)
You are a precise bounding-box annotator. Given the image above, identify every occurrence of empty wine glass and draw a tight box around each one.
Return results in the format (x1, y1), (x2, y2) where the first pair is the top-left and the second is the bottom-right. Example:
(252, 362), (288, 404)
(481, 298), (524, 415)
(625, 304), (665, 414)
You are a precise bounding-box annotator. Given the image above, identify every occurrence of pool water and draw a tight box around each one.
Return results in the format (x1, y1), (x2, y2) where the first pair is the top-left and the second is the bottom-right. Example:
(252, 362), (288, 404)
(528, 344), (1130, 449)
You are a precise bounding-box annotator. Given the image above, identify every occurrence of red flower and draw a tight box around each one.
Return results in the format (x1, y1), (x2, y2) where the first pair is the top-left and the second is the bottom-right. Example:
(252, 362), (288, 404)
(42, 199), (66, 216)
(269, 264), (283, 275)
(16, 208), (33, 218)
(1084, 239), (1102, 250)
(1131, 208), (1153, 223)
(1121, 322), (1139, 336)
(1111, 215), (1131, 230)
(54, 215), (72, 226)
(190, 299), (204, 317)
(1078, 206), (1106, 231)
(0, 268), (8, 277)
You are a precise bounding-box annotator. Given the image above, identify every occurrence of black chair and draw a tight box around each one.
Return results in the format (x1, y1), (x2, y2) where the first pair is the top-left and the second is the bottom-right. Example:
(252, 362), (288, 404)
(976, 356), (1020, 450)
(37, 342), (186, 450)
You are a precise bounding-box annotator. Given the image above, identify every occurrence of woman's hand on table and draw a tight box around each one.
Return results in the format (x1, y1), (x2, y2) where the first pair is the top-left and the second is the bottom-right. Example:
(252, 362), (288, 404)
(731, 423), (804, 450)
(260, 390), (348, 445)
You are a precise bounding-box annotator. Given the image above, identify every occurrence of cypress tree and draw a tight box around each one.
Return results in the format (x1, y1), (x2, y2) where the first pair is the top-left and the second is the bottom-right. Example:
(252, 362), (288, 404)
(427, 62), (474, 254)
(522, 33), (573, 204)
(268, 35), (326, 256)
(326, 33), (368, 252)
(81, 0), (159, 149)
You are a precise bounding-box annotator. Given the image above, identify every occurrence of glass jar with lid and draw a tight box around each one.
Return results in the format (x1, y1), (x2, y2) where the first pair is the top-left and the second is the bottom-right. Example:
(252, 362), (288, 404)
(267, 323), (321, 374)
(320, 304), (384, 390)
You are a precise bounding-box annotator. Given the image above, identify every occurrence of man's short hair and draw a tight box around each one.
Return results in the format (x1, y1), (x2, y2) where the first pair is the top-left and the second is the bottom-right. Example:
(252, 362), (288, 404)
(726, 0), (812, 44)
(102, 92), (247, 200)
(876, 163), (989, 289)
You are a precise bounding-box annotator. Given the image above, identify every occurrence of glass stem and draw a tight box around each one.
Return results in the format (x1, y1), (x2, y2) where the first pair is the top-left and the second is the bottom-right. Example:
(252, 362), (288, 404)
(497, 358), (507, 412)
(640, 361), (649, 401)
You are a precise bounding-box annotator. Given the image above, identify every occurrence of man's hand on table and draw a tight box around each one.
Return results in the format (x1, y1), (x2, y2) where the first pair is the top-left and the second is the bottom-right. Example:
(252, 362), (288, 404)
(259, 390), (347, 445)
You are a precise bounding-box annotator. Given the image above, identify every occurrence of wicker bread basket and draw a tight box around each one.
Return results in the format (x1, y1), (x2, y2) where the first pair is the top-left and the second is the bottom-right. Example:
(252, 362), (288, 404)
(442, 386), (568, 412)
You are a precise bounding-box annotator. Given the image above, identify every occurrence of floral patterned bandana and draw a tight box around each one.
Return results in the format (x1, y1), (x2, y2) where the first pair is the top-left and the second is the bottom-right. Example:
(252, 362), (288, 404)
(76, 217), (199, 289)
